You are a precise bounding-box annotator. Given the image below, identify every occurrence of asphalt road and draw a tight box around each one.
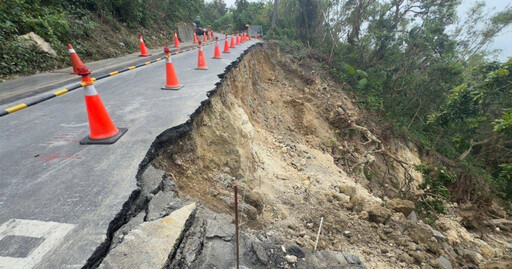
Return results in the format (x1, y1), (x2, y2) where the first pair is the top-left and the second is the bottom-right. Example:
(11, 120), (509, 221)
(0, 38), (257, 268)
(0, 42), (198, 106)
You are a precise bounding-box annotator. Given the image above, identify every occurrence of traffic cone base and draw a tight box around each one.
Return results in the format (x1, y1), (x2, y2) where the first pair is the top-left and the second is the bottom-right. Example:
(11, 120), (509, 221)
(139, 54), (151, 57)
(80, 128), (127, 145)
(162, 84), (184, 90)
(195, 67), (208, 70)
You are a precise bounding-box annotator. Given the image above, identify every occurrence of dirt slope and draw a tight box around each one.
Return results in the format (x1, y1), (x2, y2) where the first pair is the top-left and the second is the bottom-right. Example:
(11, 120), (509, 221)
(153, 43), (511, 268)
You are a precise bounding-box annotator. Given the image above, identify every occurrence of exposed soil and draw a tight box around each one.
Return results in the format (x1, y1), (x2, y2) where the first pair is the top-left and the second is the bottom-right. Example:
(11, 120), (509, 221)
(152, 42), (512, 268)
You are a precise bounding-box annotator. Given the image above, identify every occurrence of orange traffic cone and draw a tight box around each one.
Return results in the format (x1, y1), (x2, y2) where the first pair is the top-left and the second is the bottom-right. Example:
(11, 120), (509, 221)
(203, 32), (207, 42)
(161, 47), (183, 90)
(174, 30), (180, 47)
(68, 44), (84, 75)
(213, 37), (221, 59)
(193, 32), (199, 43)
(230, 34), (236, 48)
(236, 32), (240, 45)
(241, 32), (246, 43)
(77, 65), (127, 145)
(255, 34), (258, 39)
(195, 41), (208, 70)
(138, 33), (150, 57)
(229, 34), (236, 48)
(223, 34), (230, 53)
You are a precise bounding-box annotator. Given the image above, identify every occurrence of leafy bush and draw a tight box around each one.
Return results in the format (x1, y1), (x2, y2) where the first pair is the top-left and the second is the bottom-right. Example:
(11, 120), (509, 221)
(0, 42), (62, 76)
(414, 164), (455, 224)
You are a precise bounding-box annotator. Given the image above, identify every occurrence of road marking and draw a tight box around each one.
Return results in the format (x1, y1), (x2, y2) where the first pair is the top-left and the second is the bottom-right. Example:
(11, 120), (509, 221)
(144, 61), (151, 65)
(5, 104), (27, 114)
(109, 71), (119, 76)
(128, 66), (136, 70)
(0, 219), (75, 269)
(54, 89), (68, 96)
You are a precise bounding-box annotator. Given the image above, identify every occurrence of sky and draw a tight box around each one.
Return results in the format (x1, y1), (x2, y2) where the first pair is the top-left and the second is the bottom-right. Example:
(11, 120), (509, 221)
(458, 0), (512, 60)
(214, 0), (511, 60)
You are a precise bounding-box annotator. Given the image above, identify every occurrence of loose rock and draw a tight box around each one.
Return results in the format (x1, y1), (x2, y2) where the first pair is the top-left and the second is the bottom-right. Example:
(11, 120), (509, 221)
(364, 204), (392, 224)
(17, 32), (57, 56)
(386, 199), (416, 216)
(285, 254), (297, 263)
(436, 255), (453, 269)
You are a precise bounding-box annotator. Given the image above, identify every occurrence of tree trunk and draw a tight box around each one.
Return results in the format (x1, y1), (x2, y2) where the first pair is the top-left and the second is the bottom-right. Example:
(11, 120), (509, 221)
(271, 0), (279, 27)
(458, 137), (493, 160)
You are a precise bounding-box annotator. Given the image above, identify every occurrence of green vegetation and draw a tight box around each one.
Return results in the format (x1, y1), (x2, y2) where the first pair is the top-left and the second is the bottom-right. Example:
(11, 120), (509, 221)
(415, 164), (455, 224)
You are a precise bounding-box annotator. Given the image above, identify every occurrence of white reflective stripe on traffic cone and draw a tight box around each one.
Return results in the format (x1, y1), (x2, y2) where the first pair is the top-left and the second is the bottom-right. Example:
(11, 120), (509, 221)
(84, 85), (98, 96)
(69, 49), (76, 53)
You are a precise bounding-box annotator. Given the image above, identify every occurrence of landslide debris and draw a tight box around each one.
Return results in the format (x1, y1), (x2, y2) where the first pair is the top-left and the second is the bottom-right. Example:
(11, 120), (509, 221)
(139, 42), (511, 268)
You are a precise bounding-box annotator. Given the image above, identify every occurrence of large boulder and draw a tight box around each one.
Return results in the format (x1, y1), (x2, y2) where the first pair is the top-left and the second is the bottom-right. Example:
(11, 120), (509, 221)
(386, 198), (415, 216)
(363, 204), (391, 224)
(408, 223), (441, 254)
(17, 32), (57, 56)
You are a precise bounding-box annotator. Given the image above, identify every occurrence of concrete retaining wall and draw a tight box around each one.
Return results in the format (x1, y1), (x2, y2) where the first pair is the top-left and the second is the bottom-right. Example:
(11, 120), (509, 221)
(177, 23), (195, 42)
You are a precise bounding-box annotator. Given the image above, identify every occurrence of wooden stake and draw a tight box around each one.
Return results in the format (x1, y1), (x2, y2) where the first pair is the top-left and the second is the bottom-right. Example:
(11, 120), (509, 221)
(314, 217), (324, 251)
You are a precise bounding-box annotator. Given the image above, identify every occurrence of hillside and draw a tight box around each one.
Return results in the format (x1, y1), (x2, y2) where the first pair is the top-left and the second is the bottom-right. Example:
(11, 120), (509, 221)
(0, 0), (203, 80)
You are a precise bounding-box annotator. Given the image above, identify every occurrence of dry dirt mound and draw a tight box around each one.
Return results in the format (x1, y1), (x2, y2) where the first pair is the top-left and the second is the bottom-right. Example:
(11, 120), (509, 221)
(153, 43), (512, 268)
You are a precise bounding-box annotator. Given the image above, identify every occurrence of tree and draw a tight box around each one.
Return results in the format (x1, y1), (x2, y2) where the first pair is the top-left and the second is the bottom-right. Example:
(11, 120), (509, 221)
(203, 0), (228, 27)
(430, 58), (512, 197)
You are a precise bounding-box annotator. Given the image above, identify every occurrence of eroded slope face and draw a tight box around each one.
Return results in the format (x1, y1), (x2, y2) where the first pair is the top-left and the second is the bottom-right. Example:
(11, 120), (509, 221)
(153, 43), (510, 268)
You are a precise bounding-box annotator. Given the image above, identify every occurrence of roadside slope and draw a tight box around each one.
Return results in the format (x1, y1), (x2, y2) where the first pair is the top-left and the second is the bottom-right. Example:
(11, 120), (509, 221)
(152, 43), (511, 268)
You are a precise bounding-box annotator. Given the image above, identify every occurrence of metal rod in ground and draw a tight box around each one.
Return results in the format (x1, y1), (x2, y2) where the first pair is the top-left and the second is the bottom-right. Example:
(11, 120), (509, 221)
(234, 184), (240, 269)
(314, 216), (324, 251)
